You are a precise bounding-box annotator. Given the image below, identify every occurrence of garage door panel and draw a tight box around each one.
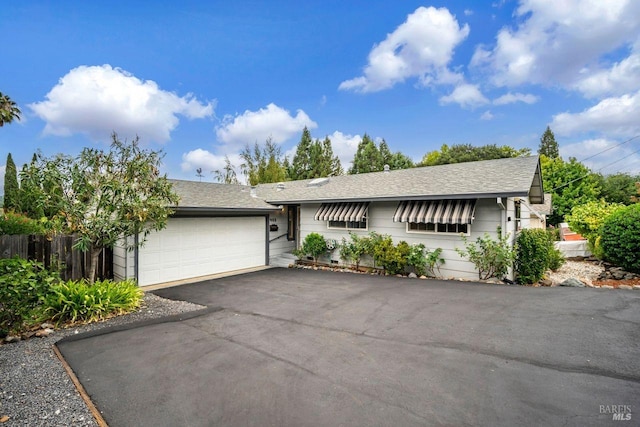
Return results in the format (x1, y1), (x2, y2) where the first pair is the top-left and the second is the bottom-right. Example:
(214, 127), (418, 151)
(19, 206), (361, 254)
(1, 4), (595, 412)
(138, 217), (266, 286)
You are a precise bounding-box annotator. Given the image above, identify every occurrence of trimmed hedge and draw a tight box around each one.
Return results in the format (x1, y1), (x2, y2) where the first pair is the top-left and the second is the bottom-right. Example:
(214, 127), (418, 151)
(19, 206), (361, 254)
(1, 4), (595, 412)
(600, 204), (640, 273)
(515, 229), (564, 284)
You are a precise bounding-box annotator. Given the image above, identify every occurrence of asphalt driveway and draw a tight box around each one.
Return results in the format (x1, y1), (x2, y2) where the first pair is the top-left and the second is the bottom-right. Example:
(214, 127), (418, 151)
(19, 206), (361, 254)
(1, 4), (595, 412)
(57, 268), (640, 426)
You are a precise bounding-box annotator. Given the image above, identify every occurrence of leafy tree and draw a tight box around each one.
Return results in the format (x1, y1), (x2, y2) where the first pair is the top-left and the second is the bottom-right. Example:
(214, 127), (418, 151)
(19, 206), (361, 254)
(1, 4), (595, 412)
(3, 153), (19, 211)
(0, 92), (22, 127)
(540, 155), (601, 225)
(566, 200), (624, 256)
(18, 153), (61, 219)
(25, 133), (180, 283)
(240, 137), (287, 185)
(538, 126), (559, 159)
(595, 173), (639, 205)
(213, 155), (240, 184)
(419, 143), (530, 166)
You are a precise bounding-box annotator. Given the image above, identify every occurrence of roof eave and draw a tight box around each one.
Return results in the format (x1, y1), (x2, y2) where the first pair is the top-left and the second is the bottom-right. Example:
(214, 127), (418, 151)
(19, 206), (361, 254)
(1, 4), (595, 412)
(266, 191), (531, 205)
(173, 206), (279, 216)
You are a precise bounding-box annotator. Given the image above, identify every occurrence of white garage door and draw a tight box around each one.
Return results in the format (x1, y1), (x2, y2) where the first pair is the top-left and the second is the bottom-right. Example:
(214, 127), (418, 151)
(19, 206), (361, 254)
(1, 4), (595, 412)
(138, 217), (266, 286)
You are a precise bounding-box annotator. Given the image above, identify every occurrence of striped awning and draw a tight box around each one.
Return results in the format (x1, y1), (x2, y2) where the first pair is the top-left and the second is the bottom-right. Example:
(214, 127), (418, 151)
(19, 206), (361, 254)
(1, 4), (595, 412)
(393, 199), (476, 224)
(314, 202), (369, 222)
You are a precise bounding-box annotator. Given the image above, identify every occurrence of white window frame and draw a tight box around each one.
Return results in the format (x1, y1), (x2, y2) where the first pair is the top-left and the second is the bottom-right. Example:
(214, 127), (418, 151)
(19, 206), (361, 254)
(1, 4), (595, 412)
(406, 222), (471, 236)
(327, 210), (368, 231)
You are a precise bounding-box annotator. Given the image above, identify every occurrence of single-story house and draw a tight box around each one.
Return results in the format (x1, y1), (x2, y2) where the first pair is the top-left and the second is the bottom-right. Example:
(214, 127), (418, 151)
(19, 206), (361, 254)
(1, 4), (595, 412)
(114, 156), (544, 287)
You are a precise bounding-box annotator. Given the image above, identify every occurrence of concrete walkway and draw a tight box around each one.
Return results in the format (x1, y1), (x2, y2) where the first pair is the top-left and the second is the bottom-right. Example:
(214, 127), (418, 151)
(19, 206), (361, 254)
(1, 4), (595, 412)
(57, 268), (640, 426)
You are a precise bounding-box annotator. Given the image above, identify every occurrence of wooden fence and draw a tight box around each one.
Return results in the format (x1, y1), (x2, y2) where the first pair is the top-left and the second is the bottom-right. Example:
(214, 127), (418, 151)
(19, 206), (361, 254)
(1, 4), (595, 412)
(0, 235), (113, 281)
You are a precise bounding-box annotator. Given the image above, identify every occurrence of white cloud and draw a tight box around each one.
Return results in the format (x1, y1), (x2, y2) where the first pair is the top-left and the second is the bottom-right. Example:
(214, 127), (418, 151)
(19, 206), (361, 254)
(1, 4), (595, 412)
(493, 92), (539, 105)
(471, 0), (640, 89)
(480, 110), (494, 121)
(180, 149), (245, 181)
(327, 131), (362, 170)
(339, 6), (469, 93)
(551, 90), (640, 137)
(439, 83), (489, 108)
(573, 50), (640, 98)
(560, 138), (640, 175)
(464, 9), (473, 16)
(215, 103), (317, 149)
(29, 65), (214, 143)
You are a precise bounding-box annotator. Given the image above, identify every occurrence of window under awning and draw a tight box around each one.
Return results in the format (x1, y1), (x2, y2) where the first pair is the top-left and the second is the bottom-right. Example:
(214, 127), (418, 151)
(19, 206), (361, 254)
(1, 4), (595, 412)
(393, 199), (476, 224)
(314, 202), (369, 222)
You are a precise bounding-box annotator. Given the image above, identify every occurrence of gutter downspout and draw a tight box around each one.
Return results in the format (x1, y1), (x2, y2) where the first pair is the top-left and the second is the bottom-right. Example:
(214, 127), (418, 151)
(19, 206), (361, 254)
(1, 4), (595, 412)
(497, 197), (507, 238)
(134, 232), (139, 284)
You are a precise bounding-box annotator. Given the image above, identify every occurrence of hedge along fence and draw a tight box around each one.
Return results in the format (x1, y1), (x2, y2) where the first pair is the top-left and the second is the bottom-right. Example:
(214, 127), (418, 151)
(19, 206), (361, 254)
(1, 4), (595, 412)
(0, 234), (113, 281)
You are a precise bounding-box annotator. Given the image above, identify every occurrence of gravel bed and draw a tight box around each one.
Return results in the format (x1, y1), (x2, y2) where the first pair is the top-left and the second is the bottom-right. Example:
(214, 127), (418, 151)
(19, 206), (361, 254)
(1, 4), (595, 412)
(0, 293), (205, 426)
(546, 260), (604, 286)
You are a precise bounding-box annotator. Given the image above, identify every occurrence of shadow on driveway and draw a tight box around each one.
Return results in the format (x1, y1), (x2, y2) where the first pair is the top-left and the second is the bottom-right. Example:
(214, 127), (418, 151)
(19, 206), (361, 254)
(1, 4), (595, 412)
(57, 268), (640, 427)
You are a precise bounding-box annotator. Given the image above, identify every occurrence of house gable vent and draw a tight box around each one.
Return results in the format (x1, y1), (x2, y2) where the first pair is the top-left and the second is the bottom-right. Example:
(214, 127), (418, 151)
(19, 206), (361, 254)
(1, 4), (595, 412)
(276, 182), (285, 191)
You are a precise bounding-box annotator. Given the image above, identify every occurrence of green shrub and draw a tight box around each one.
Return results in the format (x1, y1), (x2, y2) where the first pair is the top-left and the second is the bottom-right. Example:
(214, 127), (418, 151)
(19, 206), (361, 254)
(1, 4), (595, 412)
(406, 243), (427, 276)
(405, 244), (445, 277)
(600, 204), (640, 273)
(515, 229), (564, 284)
(547, 241), (565, 272)
(566, 200), (624, 257)
(424, 247), (445, 277)
(299, 232), (327, 263)
(456, 232), (515, 280)
(371, 235), (409, 275)
(338, 233), (370, 269)
(0, 211), (46, 235)
(38, 279), (143, 325)
(0, 257), (61, 334)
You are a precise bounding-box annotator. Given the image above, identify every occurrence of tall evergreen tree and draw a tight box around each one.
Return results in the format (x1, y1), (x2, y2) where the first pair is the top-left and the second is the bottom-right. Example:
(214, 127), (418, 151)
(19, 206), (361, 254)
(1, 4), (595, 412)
(290, 127), (313, 180)
(290, 129), (343, 180)
(349, 136), (413, 174)
(322, 136), (343, 176)
(3, 153), (19, 211)
(240, 138), (287, 185)
(538, 126), (559, 159)
(349, 134), (383, 174)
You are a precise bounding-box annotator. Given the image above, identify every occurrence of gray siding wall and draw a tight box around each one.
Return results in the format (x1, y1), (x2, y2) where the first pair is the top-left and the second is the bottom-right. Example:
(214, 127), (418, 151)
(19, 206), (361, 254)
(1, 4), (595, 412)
(299, 198), (507, 280)
(268, 209), (296, 257)
(113, 236), (135, 281)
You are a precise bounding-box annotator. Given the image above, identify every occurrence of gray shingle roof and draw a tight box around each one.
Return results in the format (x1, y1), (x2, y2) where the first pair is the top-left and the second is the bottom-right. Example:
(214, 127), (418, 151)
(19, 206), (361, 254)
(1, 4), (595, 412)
(258, 156), (544, 204)
(169, 180), (277, 211)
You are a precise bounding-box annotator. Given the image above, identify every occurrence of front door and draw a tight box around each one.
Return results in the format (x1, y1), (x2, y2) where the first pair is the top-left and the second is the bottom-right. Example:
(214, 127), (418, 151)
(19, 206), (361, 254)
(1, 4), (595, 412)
(287, 205), (299, 243)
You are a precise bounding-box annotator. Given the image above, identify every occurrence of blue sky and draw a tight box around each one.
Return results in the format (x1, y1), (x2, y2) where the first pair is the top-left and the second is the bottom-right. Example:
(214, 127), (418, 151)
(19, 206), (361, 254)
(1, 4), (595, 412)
(2, 0), (639, 189)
